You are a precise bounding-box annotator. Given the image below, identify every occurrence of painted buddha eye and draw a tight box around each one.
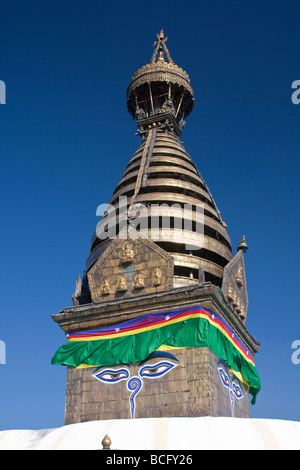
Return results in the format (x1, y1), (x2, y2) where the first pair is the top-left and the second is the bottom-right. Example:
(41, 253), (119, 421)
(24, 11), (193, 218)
(139, 361), (176, 378)
(218, 367), (230, 388)
(93, 368), (130, 383)
(232, 381), (243, 399)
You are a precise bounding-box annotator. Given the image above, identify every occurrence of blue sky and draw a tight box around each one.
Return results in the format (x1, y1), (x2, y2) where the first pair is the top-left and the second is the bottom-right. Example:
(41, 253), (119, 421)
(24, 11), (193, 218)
(1, 0), (300, 430)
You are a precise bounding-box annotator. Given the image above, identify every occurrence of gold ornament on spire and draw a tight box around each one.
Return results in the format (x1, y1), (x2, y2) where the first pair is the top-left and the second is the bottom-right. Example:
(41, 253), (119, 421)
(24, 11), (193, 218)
(151, 29), (174, 64)
(237, 235), (248, 253)
(127, 30), (194, 122)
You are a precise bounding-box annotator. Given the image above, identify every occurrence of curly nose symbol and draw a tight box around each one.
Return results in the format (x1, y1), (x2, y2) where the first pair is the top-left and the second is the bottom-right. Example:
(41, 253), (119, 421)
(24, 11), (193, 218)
(127, 376), (142, 419)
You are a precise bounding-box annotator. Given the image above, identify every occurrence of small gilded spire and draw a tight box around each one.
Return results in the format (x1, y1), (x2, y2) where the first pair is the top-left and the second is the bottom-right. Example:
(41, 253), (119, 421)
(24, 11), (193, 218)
(237, 235), (248, 253)
(101, 434), (112, 449)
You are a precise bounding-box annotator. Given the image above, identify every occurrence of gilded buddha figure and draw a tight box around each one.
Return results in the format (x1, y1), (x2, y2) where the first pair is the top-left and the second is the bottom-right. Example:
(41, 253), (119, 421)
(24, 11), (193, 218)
(134, 274), (145, 289)
(152, 268), (162, 286)
(117, 276), (127, 292)
(102, 279), (110, 295)
(120, 243), (134, 264)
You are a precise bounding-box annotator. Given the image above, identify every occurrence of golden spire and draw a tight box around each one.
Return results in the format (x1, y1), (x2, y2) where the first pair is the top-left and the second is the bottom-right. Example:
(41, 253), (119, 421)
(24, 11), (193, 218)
(237, 235), (248, 253)
(150, 29), (174, 64)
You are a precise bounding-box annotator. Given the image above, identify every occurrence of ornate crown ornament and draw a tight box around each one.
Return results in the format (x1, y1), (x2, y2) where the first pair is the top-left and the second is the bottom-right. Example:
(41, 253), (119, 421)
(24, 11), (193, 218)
(126, 30), (194, 124)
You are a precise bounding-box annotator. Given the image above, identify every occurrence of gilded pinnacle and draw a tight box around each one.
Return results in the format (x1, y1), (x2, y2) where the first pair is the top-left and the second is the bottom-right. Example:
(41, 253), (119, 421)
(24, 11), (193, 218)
(237, 235), (248, 253)
(153, 29), (167, 46)
(102, 434), (112, 449)
(151, 29), (174, 64)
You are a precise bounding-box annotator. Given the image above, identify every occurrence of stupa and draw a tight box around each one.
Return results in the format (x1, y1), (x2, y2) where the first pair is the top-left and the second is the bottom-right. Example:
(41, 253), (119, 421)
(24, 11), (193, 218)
(52, 31), (260, 424)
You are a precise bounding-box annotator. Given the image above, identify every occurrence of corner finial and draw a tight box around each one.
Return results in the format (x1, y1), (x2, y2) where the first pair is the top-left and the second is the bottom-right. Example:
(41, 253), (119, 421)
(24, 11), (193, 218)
(237, 235), (248, 253)
(102, 434), (112, 449)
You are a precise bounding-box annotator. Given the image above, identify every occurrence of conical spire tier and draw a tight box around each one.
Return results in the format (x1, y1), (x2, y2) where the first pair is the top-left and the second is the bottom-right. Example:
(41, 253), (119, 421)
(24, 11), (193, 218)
(127, 30), (194, 135)
(88, 132), (233, 288)
(86, 31), (233, 290)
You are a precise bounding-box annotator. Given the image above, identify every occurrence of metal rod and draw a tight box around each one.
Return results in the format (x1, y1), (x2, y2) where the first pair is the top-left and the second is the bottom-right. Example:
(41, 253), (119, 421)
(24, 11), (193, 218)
(175, 91), (184, 118)
(148, 82), (154, 115)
